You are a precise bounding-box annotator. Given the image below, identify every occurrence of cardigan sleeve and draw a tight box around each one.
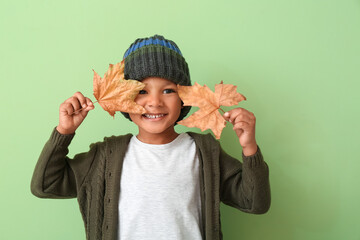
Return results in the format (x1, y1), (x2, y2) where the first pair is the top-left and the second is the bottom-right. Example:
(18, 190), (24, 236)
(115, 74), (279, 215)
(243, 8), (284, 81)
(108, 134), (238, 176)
(31, 128), (101, 199)
(219, 146), (271, 214)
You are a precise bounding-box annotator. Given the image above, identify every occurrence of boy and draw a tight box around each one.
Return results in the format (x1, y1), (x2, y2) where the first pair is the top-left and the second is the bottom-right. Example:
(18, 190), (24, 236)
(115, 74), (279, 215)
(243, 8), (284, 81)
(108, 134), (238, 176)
(31, 35), (270, 240)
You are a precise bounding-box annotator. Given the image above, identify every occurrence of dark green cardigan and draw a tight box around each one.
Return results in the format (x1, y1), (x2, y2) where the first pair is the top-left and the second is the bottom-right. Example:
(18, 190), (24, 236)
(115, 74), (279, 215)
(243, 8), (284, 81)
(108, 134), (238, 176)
(31, 128), (270, 240)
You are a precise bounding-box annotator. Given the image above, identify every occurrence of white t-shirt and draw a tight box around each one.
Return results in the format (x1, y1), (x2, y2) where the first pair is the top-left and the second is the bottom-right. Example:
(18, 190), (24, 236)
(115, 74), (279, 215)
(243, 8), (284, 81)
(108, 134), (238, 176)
(118, 133), (202, 240)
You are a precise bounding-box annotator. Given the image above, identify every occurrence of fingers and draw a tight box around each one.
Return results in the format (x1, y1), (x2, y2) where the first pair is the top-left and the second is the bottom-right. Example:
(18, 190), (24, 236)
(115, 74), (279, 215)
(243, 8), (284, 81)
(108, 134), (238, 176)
(83, 97), (94, 112)
(223, 107), (257, 151)
(223, 108), (256, 125)
(60, 101), (78, 116)
(57, 92), (94, 135)
(64, 97), (81, 115)
(61, 92), (94, 115)
(223, 108), (256, 134)
(73, 91), (87, 106)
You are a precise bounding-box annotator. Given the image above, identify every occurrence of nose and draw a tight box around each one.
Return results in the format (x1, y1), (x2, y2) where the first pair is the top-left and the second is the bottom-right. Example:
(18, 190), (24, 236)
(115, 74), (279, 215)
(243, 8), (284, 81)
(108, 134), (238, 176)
(146, 92), (163, 107)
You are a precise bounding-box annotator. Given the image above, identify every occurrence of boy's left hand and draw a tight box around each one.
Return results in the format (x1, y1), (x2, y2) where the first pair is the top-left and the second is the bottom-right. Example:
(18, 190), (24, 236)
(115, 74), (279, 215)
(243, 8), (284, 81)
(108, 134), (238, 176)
(223, 108), (258, 156)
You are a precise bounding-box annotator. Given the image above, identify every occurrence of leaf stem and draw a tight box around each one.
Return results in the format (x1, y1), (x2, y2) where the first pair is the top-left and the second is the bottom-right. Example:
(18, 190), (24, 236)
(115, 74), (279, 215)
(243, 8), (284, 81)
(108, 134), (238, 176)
(219, 107), (225, 114)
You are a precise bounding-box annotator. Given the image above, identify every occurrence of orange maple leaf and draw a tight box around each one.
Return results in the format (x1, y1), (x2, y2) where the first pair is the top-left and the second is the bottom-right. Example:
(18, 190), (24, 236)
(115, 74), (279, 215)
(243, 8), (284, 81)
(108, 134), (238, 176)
(177, 81), (246, 139)
(93, 60), (146, 117)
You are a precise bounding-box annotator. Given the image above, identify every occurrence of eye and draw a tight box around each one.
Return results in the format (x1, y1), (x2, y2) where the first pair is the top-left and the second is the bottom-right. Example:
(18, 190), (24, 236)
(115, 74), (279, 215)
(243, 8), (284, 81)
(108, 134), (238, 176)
(139, 90), (147, 94)
(163, 89), (176, 94)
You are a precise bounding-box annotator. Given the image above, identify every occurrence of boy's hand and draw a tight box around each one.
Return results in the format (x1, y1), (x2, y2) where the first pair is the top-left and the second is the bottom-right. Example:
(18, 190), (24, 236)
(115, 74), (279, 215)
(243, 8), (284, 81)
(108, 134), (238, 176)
(223, 108), (258, 156)
(56, 92), (94, 135)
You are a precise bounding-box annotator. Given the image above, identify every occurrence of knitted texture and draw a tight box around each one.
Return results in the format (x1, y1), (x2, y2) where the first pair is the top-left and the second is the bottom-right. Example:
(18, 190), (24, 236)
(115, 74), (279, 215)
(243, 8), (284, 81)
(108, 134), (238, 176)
(121, 35), (191, 122)
(73, 144), (106, 239)
(31, 128), (271, 240)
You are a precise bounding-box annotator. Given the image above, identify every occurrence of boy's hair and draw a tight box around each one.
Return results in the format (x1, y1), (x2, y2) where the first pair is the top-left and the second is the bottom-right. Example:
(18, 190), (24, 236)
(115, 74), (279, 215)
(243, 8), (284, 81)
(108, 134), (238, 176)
(121, 34), (191, 122)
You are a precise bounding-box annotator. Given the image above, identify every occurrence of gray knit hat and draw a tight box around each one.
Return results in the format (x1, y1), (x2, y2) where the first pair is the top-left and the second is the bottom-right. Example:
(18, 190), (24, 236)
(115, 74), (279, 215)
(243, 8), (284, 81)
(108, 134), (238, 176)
(121, 34), (191, 122)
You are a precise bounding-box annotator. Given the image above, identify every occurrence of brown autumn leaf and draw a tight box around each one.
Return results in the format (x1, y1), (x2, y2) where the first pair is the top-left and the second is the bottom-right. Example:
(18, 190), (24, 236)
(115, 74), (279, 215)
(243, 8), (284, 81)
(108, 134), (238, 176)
(177, 81), (246, 139)
(93, 60), (146, 117)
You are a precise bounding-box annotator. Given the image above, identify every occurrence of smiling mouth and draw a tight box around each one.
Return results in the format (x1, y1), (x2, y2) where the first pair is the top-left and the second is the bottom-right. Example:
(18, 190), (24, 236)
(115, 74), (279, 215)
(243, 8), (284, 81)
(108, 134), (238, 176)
(143, 114), (167, 119)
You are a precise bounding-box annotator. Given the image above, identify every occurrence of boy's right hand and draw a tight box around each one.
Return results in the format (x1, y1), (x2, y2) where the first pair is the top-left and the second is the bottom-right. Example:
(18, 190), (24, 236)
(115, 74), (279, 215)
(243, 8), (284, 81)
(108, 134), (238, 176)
(56, 92), (95, 135)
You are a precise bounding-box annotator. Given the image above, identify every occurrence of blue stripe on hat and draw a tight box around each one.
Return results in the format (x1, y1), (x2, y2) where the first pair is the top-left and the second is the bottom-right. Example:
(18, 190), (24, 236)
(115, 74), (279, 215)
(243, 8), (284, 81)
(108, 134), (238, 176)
(123, 36), (183, 59)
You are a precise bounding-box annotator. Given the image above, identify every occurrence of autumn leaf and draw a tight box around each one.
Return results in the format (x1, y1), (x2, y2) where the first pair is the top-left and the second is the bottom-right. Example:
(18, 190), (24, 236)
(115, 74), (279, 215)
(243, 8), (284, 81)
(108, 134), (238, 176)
(177, 81), (246, 139)
(93, 60), (146, 117)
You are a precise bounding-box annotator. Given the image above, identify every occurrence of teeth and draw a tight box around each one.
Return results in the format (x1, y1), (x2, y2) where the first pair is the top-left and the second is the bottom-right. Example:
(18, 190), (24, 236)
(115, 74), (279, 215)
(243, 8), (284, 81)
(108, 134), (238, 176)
(144, 114), (165, 119)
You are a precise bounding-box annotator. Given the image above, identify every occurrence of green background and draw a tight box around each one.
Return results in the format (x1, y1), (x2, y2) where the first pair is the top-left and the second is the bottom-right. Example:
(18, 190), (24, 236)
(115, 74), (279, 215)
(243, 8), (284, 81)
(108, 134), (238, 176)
(1, 0), (359, 239)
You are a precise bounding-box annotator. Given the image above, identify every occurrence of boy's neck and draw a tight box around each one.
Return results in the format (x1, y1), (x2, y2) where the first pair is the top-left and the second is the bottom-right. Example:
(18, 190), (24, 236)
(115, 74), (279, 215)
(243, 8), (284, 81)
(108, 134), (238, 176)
(136, 128), (179, 145)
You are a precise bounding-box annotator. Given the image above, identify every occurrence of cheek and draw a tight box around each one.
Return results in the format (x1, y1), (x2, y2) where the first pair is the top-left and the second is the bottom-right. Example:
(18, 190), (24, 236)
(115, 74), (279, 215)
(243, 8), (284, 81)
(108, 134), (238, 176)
(129, 113), (140, 122)
(170, 95), (181, 105)
(128, 113), (135, 121)
(173, 99), (183, 114)
(134, 96), (145, 105)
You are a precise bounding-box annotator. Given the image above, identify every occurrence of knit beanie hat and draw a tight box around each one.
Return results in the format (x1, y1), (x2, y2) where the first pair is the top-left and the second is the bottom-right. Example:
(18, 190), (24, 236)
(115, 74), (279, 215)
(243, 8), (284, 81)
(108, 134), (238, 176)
(121, 34), (191, 122)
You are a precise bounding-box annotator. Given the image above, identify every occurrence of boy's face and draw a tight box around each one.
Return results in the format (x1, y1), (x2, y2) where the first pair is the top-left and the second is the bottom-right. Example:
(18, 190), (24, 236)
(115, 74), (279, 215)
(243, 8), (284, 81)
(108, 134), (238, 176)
(129, 77), (182, 142)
